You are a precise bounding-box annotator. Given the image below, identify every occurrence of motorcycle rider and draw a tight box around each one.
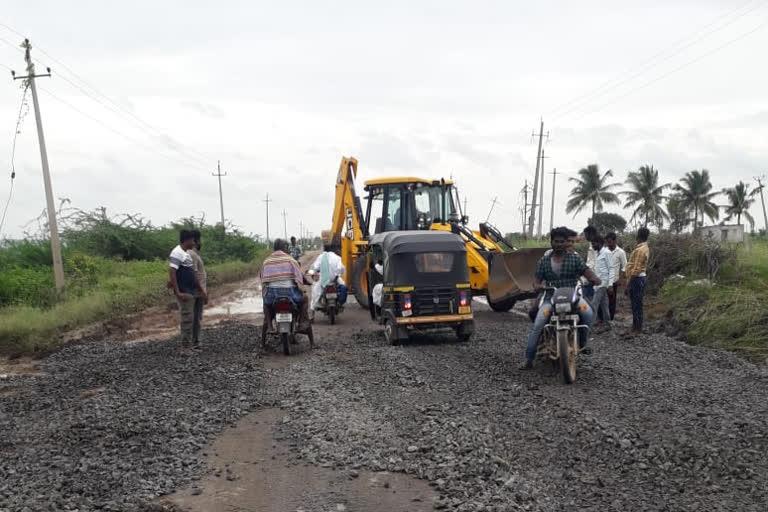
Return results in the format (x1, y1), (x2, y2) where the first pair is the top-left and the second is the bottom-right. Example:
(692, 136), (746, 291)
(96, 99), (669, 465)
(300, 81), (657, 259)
(260, 238), (311, 333)
(520, 227), (601, 370)
(309, 244), (348, 314)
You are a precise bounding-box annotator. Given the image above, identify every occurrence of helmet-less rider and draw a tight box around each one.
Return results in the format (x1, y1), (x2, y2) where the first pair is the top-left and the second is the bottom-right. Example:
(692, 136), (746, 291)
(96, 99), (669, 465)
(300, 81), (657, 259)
(519, 226), (601, 370)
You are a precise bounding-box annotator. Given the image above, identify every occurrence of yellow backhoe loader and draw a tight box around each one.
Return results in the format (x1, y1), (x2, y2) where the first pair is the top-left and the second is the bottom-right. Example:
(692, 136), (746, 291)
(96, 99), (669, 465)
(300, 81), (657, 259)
(323, 157), (546, 312)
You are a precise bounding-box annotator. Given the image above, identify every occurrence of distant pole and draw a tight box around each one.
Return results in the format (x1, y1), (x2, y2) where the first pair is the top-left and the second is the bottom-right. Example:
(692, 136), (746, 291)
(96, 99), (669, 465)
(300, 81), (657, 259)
(263, 193), (272, 244)
(527, 119), (548, 238)
(13, 39), (64, 293)
(299, 221), (304, 248)
(536, 148), (549, 238)
(212, 160), (227, 231)
(755, 176), (768, 232)
(463, 198), (468, 218)
(549, 168), (558, 234)
(486, 196), (498, 222)
(282, 209), (288, 240)
(523, 180), (529, 235)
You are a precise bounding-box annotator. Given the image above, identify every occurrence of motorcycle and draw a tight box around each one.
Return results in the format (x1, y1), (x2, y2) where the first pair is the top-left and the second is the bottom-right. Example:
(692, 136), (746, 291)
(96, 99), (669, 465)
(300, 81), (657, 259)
(536, 284), (590, 384)
(309, 271), (344, 325)
(262, 293), (314, 356)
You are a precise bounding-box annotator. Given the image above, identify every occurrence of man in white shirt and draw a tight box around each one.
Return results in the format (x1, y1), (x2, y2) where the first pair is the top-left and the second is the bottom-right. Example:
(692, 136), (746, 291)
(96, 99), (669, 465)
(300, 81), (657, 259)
(168, 230), (207, 355)
(591, 234), (615, 331)
(310, 245), (348, 313)
(605, 232), (627, 321)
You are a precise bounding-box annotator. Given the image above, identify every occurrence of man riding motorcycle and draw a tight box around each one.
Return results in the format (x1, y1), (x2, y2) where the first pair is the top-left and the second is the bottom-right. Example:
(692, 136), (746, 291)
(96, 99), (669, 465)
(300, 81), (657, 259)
(309, 244), (348, 315)
(261, 238), (311, 333)
(520, 226), (601, 370)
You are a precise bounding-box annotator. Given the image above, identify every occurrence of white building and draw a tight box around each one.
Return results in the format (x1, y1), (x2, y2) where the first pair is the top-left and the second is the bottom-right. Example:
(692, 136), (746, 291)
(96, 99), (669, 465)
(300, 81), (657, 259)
(699, 224), (745, 243)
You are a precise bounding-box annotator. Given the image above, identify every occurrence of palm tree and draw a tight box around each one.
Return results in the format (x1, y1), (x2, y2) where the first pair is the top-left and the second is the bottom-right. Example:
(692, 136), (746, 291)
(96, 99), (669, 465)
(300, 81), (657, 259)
(566, 164), (621, 219)
(667, 193), (691, 234)
(722, 181), (757, 227)
(622, 165), (670, 228)
(673, 169), (719, 228)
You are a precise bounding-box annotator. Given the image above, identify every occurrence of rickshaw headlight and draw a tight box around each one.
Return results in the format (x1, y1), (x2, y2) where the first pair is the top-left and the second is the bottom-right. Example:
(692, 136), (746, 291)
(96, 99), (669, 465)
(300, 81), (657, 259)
(403, 293), (412, 310)
(459, 290), (469, 307)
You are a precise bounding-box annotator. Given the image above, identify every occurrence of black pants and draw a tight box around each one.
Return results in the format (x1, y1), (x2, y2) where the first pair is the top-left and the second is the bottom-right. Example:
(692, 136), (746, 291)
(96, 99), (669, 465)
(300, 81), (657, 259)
(192, 297), (204, 345)
(629, 276), (646, 331)
(609, 283), (619, 320)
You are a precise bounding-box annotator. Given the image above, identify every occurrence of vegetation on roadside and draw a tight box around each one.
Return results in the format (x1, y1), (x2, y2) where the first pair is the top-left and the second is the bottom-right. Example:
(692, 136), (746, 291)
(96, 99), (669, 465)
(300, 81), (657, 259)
(0, 207), (268, 355)
(658, 237), (768, 361)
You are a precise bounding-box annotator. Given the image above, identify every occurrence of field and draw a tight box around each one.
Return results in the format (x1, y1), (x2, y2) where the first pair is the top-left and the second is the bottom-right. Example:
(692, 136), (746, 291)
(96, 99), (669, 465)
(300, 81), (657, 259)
(658, 238), (768, 360)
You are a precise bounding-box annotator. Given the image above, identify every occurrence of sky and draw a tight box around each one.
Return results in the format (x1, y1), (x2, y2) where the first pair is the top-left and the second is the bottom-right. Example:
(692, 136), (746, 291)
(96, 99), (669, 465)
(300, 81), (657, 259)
(1, 0), (767, 241)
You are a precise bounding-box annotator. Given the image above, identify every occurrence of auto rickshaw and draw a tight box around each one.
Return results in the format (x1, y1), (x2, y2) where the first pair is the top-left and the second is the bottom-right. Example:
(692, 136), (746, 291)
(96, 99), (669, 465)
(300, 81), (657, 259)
(367, 231), (474, 344)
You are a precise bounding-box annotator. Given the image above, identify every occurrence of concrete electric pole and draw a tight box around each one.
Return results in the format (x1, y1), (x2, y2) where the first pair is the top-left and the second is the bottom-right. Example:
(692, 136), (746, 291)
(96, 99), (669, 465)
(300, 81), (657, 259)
(527, 119), (548, 238)
(755, 176), (768, 232)
(282, 209), (288, 240)
(549, 168), (559, 234)
(13, 39), (64, 293)
(536, 148), (549, 238)
(212, 160), (226, 231)
(263, 193), (272, 244)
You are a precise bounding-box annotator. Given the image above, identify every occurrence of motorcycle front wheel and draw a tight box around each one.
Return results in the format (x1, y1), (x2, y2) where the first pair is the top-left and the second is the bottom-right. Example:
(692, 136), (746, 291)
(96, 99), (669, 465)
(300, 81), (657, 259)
(558, 330), (576, 384)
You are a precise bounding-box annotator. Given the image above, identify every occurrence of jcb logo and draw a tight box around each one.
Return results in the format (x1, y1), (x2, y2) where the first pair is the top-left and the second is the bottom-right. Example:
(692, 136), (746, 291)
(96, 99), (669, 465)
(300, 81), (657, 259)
(345, 208), (354, 239)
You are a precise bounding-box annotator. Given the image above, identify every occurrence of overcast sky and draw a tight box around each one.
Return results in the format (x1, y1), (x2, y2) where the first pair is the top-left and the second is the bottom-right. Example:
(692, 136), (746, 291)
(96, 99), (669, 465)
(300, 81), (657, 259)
(1, 0), (767, 241)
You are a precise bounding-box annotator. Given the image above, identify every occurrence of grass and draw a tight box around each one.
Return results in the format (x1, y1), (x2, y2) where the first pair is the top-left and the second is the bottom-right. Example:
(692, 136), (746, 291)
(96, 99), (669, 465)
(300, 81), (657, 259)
(0, 250), (268, 355)
(658, 239), (768, 361)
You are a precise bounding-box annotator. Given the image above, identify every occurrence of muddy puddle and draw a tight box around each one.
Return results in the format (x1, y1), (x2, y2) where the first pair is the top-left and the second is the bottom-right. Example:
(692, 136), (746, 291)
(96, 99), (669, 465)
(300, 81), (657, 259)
(166, 408), (437, 512)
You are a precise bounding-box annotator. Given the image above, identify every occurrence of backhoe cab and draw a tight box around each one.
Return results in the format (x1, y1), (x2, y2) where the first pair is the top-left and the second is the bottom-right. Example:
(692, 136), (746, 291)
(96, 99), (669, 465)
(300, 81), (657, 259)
(324, 157), (544, 312)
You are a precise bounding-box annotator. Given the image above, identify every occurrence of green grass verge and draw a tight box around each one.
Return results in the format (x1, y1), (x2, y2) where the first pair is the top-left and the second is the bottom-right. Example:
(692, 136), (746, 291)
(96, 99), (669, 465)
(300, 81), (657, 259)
(659, 239), (768, 361)
(0, 251), (268, 356)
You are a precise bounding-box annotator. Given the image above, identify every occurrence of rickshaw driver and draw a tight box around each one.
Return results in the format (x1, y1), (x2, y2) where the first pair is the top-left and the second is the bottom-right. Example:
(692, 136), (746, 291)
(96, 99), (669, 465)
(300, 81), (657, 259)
(519, 227), (601, 370)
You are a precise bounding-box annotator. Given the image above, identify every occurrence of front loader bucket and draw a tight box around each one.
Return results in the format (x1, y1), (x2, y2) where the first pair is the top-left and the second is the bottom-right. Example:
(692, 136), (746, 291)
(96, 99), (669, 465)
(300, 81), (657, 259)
(488, 248), (548, 304)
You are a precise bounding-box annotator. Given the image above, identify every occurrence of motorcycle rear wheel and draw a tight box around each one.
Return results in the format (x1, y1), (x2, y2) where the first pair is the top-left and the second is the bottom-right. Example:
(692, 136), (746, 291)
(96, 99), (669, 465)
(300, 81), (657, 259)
(281, 332), (290, 356)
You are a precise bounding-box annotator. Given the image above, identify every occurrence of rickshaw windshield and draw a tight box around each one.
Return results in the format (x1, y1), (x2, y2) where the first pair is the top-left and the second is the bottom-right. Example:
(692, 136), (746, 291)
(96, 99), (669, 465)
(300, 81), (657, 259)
(386, 251), (468, 286)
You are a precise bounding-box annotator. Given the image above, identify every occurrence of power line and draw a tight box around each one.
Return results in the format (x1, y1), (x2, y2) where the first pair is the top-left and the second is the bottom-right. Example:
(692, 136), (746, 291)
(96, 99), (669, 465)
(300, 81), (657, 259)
(571, 16), (768, 121)
(549, 0), (768, 121)
(0, 81), (30, 234)
(38, 85), (208, 172)
(1, 22), (213, 166)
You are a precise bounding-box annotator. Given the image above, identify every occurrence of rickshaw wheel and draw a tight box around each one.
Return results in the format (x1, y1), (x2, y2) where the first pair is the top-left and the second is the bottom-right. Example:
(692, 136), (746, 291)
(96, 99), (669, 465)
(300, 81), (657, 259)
(384, 321), (400, 346)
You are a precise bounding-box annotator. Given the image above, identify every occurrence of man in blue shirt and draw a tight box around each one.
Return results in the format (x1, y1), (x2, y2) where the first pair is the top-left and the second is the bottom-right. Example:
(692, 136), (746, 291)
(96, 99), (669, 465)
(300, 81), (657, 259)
(520, 227), (601, 370)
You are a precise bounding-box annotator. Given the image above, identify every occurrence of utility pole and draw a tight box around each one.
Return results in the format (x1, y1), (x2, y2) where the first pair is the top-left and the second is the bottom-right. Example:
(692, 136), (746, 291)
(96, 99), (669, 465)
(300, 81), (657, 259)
(212, 160), (226, 231)
(549, 168), (558, 234)
(527, 119), (548, 238)
(486, 196), (499, 222)
(755, 176), (768, 232)
(282, 209), (288, 240)
(263, 193), (272, 244)
(522, 180), (529, 235)
(299, 221), (304, 248)
(536, 148), (549, 238)
(12, 39), (64, 293)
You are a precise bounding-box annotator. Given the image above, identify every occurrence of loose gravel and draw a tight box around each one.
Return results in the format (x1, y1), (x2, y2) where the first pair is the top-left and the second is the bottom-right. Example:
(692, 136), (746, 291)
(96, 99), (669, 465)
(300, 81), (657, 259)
(2, 309), (768, 511)
(0, 326), (266, 512)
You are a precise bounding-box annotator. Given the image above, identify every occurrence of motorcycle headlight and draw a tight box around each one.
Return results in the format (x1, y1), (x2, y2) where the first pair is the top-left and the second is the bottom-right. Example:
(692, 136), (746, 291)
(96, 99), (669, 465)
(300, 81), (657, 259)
(554, 302), (572, 314)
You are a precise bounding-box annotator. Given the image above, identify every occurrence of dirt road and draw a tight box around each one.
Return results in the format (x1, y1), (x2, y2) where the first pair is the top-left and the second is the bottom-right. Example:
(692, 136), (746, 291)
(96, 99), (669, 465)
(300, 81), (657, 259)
(2, 278), (768, 511)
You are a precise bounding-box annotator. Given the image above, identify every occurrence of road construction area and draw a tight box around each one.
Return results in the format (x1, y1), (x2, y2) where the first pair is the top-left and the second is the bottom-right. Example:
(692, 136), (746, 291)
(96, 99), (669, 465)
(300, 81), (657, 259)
(2, 284), (768, 512)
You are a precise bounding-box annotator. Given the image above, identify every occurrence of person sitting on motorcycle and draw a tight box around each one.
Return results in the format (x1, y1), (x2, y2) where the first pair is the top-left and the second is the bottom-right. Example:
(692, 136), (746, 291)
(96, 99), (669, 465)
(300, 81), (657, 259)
(520, 226), (601, 370)
(309, 244), (348, 313)
(261, 238), (311, 332)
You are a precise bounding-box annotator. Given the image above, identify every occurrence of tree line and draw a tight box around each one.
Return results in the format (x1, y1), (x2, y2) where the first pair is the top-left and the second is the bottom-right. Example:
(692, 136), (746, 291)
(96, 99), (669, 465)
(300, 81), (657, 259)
(566, 165), (764, 233)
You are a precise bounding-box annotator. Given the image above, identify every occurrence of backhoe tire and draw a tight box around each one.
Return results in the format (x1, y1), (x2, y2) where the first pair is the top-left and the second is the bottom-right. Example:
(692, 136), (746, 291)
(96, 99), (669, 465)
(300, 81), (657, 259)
(487, 296), (516, 313)
(352, 258), (370, 310)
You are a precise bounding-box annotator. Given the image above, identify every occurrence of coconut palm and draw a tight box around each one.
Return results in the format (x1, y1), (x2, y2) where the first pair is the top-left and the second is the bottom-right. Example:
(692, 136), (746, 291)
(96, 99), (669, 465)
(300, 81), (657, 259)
(622, 165), (670, 228)
(667, 193), (691, 234)
(566, 164), (621, 218)
(673, 169), (719, 228)
(722, 181), (757, 227)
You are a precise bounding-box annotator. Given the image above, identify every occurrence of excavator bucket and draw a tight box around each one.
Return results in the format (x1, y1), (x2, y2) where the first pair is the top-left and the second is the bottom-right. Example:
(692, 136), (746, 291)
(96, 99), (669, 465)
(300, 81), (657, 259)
(487, 248), (549, 306)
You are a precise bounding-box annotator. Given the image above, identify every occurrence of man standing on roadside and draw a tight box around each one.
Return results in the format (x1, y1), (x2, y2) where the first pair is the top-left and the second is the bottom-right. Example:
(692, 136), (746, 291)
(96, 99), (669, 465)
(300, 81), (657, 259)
(591, 235), (615, 331)
(625, 227), (650, 335)
(188, 230), (208, 351)
(289, 236), (303, 262)
(169, 230), (207, 355)
(605, 232), (627, 320)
